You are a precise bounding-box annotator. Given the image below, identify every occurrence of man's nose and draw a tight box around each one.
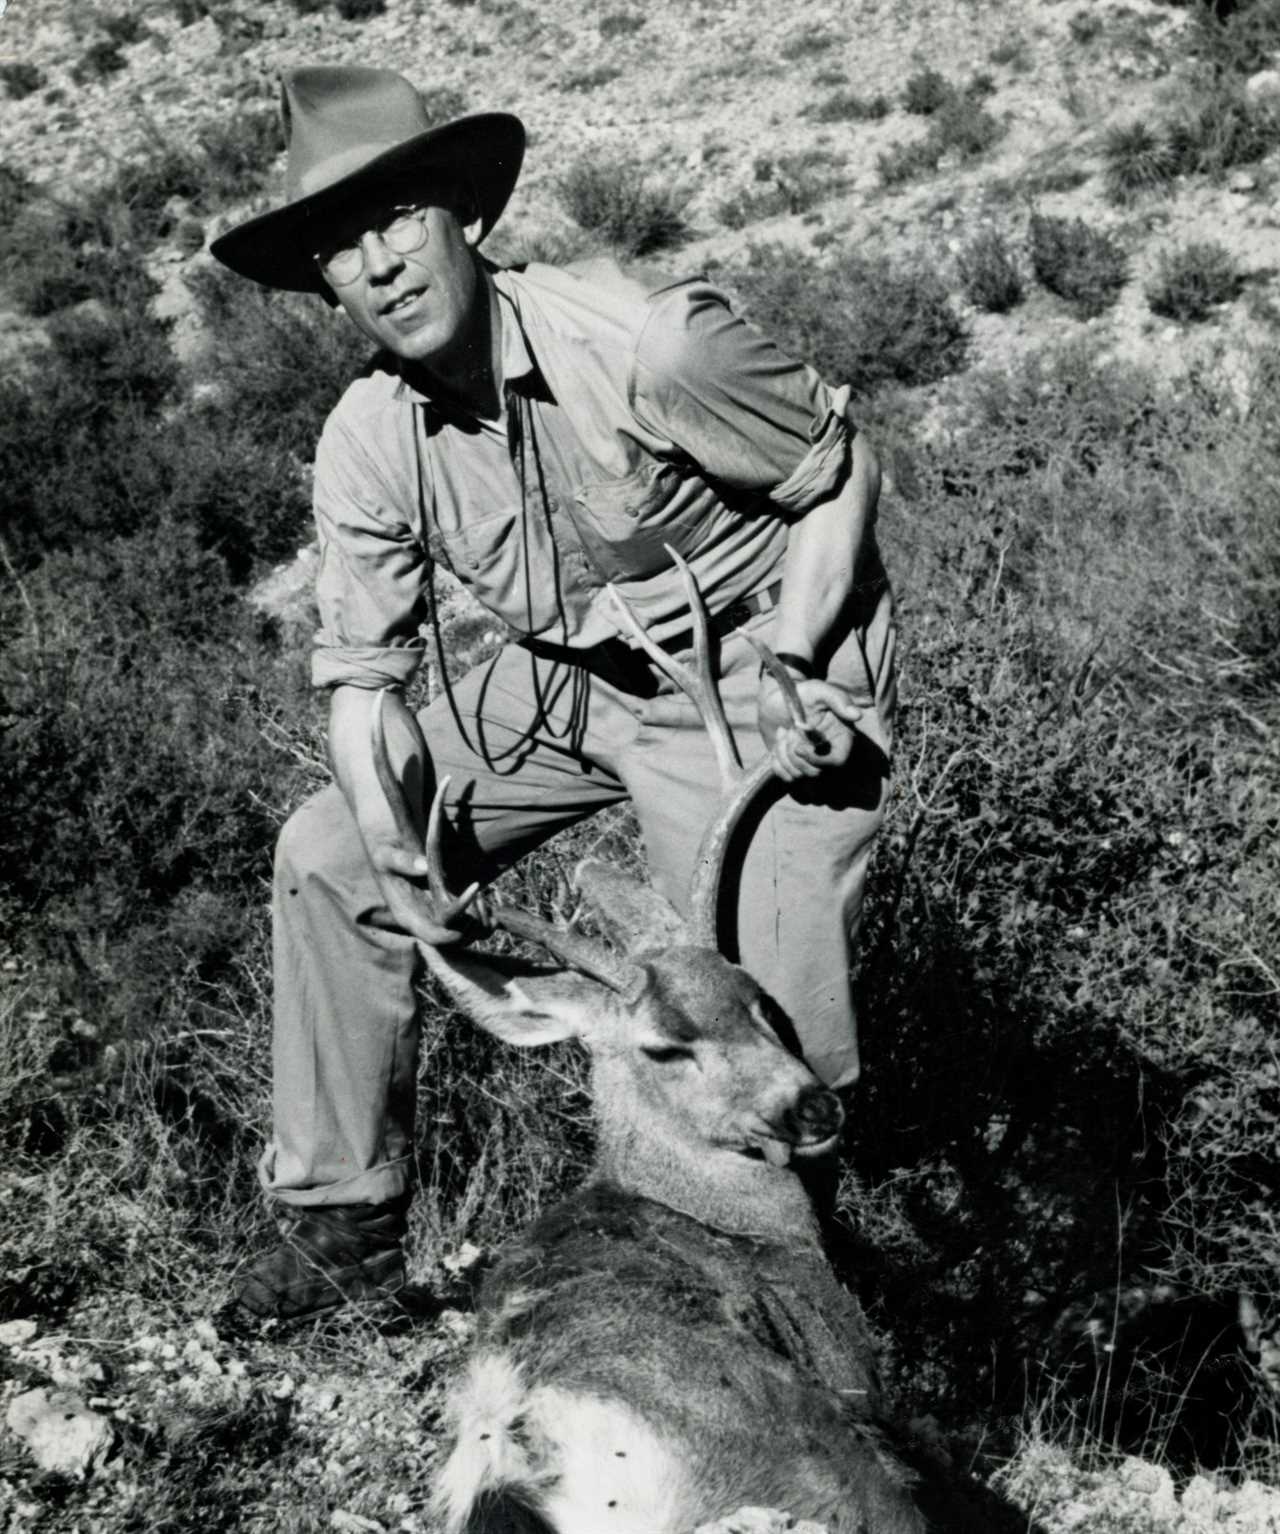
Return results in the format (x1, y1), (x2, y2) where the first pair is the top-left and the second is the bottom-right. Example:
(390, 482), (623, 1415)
(361, 230), (403, 282)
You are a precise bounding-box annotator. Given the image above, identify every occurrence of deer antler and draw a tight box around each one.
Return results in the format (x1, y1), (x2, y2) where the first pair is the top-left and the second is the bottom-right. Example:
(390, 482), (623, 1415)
(606, 548), (812, 951)
(370, 691), (647, 1000)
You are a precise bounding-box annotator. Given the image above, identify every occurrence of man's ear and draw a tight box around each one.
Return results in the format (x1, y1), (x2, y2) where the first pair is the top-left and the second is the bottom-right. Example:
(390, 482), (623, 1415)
(461, 208), (485, 249)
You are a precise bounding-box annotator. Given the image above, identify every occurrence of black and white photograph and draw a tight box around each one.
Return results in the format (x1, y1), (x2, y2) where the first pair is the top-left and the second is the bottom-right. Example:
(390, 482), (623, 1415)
(0, 0), (1277, 1529)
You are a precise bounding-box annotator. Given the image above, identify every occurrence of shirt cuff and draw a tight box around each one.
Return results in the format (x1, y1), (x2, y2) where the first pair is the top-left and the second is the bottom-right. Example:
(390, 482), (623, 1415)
(310, 642), (426, 691)
(770, 383), (855, 517)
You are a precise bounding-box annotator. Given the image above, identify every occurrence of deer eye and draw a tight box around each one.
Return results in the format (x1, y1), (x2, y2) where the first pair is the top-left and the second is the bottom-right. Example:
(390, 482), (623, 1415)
(640, 1042), (695, 1064)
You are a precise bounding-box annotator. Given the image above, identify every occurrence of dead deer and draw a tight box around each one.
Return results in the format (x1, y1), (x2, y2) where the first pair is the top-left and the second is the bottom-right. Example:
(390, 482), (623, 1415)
(371, 556), (952, 1534)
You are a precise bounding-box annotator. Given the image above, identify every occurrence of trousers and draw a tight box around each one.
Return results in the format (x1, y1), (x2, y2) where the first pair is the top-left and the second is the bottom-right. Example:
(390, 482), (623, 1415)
(264, 594), (896, 1208)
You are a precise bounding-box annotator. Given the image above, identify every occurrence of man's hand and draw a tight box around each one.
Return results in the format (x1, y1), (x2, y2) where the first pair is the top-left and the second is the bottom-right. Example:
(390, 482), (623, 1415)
(367, 842), (482, 947)
(757, 674), (868, 782)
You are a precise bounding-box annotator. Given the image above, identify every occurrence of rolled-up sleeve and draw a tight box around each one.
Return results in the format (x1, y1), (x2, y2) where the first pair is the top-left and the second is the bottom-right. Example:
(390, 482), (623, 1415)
(629, 279), (856, 517)
(310, 414), (429, 691)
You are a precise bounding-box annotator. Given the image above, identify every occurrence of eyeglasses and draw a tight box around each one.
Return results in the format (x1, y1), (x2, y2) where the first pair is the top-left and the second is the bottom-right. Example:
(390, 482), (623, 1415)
(314, 205), (431, 287)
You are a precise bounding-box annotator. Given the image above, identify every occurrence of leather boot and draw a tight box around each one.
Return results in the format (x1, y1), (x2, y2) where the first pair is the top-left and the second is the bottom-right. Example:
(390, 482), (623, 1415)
(234, 1199), (408, 1321)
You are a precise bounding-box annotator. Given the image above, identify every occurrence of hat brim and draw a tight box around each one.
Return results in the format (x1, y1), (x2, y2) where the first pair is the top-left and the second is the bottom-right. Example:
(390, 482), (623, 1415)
(209, 112), (525, 295)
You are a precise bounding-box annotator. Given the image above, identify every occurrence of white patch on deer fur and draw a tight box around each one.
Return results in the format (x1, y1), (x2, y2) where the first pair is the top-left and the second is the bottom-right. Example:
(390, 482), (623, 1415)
(529, 1388), (691, 1534)
(434, 1354), (547, 1534)
(435, 1355), (690, 1534)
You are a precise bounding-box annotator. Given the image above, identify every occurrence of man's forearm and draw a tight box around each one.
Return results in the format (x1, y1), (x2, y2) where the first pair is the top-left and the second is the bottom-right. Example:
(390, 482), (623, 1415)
(772, 432), (882, 668)
(329, 684), (430, 853)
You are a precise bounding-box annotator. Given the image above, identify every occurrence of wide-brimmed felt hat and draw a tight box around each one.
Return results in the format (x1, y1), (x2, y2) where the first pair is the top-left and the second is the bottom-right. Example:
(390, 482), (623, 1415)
(210, 66), (525, 294)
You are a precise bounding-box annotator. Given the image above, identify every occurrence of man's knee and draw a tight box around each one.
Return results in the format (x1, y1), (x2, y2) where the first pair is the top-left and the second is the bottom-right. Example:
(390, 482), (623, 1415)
(274, 785), (362, 891)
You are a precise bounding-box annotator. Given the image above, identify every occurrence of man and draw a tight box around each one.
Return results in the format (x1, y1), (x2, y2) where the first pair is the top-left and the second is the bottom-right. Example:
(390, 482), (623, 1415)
(210, 65), (897, 1320)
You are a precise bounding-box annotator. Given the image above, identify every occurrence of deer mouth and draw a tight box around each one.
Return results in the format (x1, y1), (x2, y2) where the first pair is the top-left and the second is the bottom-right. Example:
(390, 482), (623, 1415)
(749, 1130), (841, 1169)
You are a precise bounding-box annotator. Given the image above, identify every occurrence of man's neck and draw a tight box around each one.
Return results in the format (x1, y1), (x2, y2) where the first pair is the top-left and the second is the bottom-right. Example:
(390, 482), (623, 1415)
(403, 272), (505, 422)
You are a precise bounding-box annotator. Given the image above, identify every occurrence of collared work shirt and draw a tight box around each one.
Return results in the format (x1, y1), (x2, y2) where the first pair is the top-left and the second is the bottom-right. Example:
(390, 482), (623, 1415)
(310, 258), (861, 691)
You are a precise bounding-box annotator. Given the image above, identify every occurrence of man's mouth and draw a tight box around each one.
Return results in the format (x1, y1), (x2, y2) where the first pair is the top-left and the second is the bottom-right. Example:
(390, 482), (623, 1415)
(380, 287), (425, 317)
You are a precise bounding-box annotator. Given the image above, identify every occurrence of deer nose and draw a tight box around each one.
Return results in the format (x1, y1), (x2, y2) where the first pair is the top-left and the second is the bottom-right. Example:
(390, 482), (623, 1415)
(785, 1085), (844, 1144)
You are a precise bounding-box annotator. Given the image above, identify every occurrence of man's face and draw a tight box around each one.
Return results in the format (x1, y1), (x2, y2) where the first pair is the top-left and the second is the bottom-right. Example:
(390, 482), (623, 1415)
(319, 196), (483, 372)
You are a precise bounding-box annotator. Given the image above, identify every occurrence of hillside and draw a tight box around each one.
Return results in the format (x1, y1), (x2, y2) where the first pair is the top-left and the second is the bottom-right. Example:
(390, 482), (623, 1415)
(1, 0), (1279, 1530)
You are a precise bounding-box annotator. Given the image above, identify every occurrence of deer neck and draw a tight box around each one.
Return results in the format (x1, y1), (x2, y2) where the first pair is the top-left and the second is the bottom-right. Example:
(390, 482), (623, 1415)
(592, 1113), (822, 1249)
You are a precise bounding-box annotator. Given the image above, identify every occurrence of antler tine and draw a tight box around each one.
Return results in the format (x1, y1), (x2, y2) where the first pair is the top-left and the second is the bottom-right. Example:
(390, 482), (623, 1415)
(746, 636), (813, 733)
(489, 907), (648, 1001)
(605, 546), (742, 793)
(370, 690), (483, 930)
(371, 693), (645, 992)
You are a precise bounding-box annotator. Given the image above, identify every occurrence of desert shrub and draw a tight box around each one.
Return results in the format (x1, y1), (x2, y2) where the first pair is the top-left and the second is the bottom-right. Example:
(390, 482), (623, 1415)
(562, 64), (622, 92)
(717, 148), (850, 228)
(957, 228), (1024, 312)
(901, 66), (952, 114)
(416, 83), (468, 123)
(780, 27), (838, 60)
(335, 0), (385, 16)
(1028, 212), (1128, 317)
(877, 134), (942, 186)
(933, 91), (1004, 156)
(727, 242), (970, 390)
(803, 88), (892, 123)
(598, 10), (644, 37)
(0, 61), (43, 99)
(0, 163), (36, 221)
(1146, 239), (1243, 319)
(1067, 8), (1105, 44)
(989, 34), (1032, 69)
(1176, 0), (1280, 77)
(1101, 120), (1178, 203)
(0, 526), (300, 1023)
(71, 38), (128, 82)
(879, 93), (1003, 185)
(558, 156), (687, 257)
(844, 340), (1280, 1457)
(1021, 161), (1091, 194)
(1165, 85), (1280, 177)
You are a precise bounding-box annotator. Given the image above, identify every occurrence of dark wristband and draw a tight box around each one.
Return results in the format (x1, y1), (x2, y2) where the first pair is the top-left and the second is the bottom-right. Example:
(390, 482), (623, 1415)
(772, 651), (817, 680)
(767, 650), (816, 681)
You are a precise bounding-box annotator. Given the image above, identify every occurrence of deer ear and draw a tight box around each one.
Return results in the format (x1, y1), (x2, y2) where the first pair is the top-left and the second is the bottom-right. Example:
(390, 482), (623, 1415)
(419, 945), (608, 1047)
(574, 858), (689, 955)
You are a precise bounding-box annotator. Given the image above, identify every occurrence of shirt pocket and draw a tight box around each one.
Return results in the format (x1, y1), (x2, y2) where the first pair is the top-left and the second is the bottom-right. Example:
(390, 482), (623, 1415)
(431, 503), (563, 635)
(573, 459), (715, 579)
(434, 504), (519, 574)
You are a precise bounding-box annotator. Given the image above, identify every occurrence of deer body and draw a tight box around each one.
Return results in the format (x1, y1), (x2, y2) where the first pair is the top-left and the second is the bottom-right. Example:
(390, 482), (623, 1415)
(425, 940), (932, 1534)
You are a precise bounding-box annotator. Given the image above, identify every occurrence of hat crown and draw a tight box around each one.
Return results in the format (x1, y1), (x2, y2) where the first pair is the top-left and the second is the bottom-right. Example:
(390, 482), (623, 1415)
(282, 66), (435, 201)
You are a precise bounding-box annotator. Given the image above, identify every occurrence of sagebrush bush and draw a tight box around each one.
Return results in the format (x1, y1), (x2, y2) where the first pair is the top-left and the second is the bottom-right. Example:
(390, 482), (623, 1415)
(1102, 120), (1178, 204)
(0, 61), (43, 98)
(598, 10), (644, 37)
(1028, 212), (1128, 317)
(877, 135), (942, 186)
(846, 340), (1280, 1460)
(71, 38), (127, 82)
(879, 92), (1003, 185)
(1165, 86), (1280, 178)
(726, 242), (970, 390)
(803, 88), (892, 123)
(901, 66), (952, 114)
(558, 156), (687, 256)
(717, 148), (850, 227)
(1178, 0), (1280, 76)
(562, 64), (622, 92)
(779, 27), (837, 60)
(335, 0), (386, 17)
(1146, 239), (1243, 320)
(957, 228), (1024, 313)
